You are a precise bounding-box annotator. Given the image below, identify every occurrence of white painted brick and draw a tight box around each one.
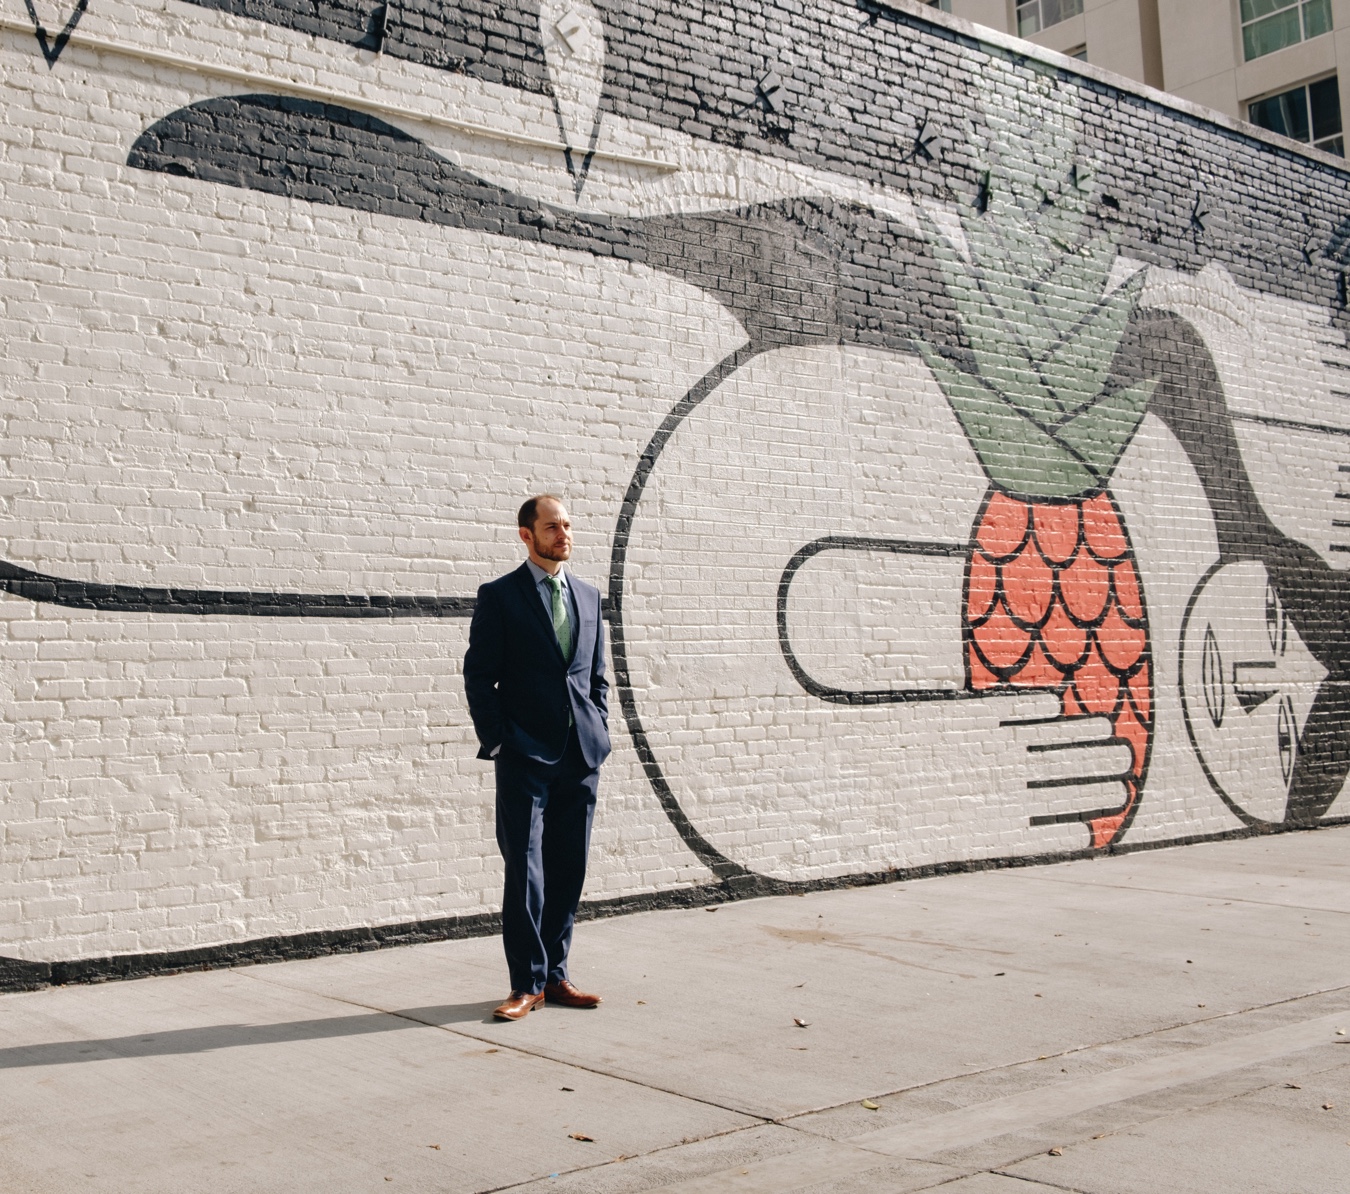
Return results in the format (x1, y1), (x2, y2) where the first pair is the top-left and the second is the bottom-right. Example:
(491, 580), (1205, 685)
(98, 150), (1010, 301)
(0, 0), (1341, 967)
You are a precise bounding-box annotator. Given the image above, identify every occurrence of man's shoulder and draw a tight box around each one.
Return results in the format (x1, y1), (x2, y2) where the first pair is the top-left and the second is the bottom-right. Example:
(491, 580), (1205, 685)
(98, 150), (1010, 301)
(477, 564), (531, 601)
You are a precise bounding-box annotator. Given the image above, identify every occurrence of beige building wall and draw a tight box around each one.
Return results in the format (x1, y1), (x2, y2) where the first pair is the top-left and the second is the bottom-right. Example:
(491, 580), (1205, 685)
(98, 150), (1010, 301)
(1156, 0), (1350, 125)
(946, 0), (1010, 30)
(947, 0), (1350, 151)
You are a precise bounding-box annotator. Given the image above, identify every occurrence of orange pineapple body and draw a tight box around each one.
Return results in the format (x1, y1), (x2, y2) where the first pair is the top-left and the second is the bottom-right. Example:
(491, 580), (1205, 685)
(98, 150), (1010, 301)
(965, 488), (1152, 848)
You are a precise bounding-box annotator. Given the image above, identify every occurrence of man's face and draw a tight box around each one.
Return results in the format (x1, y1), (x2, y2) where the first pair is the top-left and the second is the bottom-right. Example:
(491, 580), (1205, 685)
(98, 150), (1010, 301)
(520, 499), (573, 567)
(1180, 560), (1327, 823)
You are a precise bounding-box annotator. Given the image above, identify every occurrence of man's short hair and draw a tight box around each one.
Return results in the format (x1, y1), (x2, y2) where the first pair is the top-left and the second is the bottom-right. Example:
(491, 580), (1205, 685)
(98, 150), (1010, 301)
(518, 494), (563, 530)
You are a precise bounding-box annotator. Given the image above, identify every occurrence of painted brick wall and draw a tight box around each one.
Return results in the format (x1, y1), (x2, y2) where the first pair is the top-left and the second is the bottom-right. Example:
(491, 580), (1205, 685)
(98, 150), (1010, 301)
(0, 0), (1346, 985)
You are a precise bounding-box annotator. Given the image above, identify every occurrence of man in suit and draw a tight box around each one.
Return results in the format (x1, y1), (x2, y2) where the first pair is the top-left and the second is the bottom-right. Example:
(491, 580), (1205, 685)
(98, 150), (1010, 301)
(463, 495), (612, 1020)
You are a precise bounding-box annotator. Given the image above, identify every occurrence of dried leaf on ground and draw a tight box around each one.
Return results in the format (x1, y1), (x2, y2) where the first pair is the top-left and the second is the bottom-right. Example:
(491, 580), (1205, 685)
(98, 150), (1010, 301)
(861, 1100), (880, 1111)
(1048, 1146), (1064, 1156)
(793, 1018), (810, 1028)
(570, 1133), (595, 1142)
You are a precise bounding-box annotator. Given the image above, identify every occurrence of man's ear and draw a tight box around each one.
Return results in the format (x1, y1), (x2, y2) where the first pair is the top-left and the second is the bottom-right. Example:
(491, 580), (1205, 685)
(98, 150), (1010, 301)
(518, 525), (533, 548)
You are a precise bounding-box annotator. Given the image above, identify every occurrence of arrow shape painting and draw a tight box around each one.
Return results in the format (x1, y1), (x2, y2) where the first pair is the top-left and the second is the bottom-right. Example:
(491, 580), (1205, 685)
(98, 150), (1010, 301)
(538, 0), (607, 196)
(23, 0), (90, 66)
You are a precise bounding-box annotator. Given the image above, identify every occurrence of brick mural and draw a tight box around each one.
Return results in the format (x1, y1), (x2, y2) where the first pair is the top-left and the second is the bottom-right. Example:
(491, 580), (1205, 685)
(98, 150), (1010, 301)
(0, 0), (1346, 987)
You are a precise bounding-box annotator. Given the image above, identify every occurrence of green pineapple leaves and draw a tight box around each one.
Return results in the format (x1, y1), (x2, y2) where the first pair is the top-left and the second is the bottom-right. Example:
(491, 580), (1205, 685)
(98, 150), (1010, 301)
(918, 343), (1100, 498)
(1055, 378), (1155, 485)
(919, 71), (1155, 500)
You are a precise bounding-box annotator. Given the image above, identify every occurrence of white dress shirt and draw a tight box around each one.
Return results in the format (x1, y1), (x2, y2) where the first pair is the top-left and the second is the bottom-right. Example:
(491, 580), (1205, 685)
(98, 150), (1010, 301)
(525, 558), (577, 642)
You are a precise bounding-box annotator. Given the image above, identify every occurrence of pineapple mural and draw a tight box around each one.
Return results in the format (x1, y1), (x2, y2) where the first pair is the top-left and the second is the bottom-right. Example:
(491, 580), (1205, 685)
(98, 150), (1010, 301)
(918, 74), (1156, 848)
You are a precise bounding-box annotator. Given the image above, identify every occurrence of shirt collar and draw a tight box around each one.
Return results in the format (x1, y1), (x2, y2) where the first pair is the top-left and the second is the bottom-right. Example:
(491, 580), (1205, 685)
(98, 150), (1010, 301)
(526, 559), (567, 587)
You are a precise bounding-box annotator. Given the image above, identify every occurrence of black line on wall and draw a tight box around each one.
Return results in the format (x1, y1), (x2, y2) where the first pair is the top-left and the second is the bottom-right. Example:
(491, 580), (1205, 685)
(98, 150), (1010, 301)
(1176, 561), (1267, 832)
(1234, 412), (1350, 439)
(0, 558), (476, 618)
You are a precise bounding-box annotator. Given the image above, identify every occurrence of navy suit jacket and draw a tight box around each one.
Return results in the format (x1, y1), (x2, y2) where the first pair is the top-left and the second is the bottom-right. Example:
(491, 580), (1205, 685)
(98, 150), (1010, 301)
(463, 563), (611, 769)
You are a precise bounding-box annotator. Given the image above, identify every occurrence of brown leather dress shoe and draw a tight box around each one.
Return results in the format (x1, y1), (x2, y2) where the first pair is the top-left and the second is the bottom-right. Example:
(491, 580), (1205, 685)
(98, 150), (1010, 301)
(493, 990), (545, 1020)
(543, 979), (602, 1008)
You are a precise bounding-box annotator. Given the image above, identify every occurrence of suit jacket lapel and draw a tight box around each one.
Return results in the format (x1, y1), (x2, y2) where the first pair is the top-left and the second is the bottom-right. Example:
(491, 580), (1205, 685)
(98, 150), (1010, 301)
(570, 582), (594, 671)
(514, 563), (565, 662)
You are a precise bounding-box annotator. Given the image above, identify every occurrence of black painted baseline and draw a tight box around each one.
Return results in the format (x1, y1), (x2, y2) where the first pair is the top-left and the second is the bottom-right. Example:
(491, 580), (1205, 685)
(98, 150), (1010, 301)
(4, 815), (1346, 993)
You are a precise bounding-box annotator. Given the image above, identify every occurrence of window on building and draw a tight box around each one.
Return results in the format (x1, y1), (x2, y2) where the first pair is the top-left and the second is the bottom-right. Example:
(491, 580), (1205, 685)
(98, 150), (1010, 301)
(1241, 0), (1332, 61)
(1066, 45), (1088, 61)
(1016, 0), (1084, 37)
(1248, 75), (1344, 155)
(921, 0), (952, 11)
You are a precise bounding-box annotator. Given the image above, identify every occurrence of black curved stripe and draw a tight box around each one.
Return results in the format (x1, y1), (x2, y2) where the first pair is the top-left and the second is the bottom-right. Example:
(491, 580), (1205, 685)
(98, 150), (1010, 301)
(607, 346), (759, 882)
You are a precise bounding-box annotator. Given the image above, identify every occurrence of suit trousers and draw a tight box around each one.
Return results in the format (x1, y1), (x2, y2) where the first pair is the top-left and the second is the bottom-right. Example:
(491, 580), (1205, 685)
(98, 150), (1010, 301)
(494, 729), (599, 994)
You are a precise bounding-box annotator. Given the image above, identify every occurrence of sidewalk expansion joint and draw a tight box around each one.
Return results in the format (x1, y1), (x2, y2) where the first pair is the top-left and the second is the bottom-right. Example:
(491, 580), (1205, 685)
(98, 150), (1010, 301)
(236, 968), (1350, 1194)
(984, 1171), (1094, 1193)
(763, 980), (1350, 1124)
(625, 1007), (1350, 1193)
(1019, 872), (1350, 916)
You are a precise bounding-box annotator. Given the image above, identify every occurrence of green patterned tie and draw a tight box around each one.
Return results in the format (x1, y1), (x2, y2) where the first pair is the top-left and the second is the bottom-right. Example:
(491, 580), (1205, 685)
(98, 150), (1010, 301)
(547, 574), (572, 659)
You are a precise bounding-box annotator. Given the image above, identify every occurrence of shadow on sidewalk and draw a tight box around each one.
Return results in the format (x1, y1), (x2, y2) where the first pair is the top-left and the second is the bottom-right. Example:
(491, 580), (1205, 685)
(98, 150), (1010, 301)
(0, 1000), (505, 1068)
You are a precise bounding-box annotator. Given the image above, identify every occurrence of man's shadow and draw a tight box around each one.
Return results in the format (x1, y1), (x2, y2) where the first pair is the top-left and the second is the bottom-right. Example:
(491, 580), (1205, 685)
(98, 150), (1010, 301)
(0, 1000), (510, 1069)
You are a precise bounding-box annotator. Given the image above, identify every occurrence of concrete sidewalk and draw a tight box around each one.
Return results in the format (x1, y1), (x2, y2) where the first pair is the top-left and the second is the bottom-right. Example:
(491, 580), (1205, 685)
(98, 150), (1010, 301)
(2, 829), (1349, 1194)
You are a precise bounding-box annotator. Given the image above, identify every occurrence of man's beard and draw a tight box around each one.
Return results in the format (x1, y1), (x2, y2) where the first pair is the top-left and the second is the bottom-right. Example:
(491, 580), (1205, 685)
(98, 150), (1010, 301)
(534, 539), (571, 562)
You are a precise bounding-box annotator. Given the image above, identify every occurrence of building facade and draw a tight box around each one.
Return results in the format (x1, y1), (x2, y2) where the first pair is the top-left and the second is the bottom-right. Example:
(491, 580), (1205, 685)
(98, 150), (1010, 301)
(0, 0), (1348, 987)
(942, 0), (1349, 155)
